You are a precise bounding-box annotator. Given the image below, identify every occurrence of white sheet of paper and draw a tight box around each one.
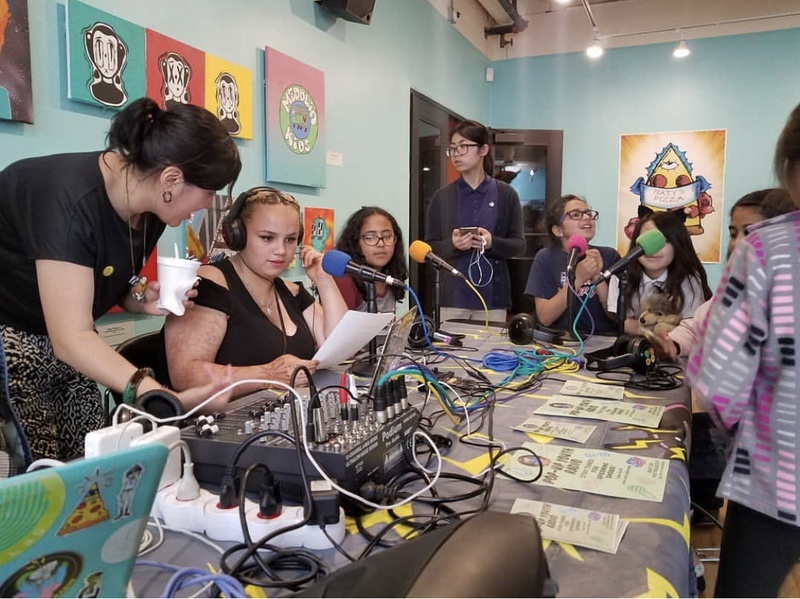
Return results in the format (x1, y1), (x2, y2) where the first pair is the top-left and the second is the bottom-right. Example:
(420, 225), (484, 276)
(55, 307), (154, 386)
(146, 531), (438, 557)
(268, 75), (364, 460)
(312, 310), (395, 369)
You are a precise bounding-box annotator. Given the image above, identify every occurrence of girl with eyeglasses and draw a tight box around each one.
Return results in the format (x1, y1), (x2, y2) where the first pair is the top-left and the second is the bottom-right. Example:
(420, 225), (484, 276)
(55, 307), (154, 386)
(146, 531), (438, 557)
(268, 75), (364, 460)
(524, 194), (620, 335)
(333, 206), (408, 313)
(425, 119), (525, 322)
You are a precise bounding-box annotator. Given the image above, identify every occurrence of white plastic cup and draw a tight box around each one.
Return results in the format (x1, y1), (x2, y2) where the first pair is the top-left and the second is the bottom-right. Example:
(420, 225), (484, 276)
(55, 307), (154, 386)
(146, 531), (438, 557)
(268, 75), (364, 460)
(157, 257), (201, 316)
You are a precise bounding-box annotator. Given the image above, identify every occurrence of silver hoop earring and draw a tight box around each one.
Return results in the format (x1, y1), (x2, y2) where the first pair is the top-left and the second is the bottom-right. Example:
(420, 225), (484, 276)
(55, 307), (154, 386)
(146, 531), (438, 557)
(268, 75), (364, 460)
(161, 189), (173, 203)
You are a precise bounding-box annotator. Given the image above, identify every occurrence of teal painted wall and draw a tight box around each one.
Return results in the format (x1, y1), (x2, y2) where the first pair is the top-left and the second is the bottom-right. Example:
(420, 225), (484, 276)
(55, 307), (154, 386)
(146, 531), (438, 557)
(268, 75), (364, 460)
(0, 0), (490, 338)
(489, 28), (800, 289)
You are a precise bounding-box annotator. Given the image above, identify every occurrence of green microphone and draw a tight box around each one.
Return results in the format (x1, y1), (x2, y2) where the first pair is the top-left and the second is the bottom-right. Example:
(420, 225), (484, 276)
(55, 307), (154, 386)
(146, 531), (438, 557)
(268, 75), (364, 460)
(590, 228), (666, 286)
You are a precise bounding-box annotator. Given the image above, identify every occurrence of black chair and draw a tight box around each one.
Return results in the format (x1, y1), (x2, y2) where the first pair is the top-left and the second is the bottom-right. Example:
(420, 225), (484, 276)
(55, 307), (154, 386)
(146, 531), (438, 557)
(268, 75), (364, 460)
(103, 331), (166, 424)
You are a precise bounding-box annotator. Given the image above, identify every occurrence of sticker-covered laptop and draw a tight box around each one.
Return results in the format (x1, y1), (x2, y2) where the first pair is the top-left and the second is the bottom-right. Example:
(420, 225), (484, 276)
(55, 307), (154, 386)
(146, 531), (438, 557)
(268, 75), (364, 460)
(0, 443), (167, 598)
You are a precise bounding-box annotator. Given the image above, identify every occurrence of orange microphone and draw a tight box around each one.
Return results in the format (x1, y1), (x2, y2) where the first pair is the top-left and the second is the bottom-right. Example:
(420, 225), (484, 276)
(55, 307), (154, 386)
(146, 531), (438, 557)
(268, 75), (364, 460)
(409, 240), (467, 280)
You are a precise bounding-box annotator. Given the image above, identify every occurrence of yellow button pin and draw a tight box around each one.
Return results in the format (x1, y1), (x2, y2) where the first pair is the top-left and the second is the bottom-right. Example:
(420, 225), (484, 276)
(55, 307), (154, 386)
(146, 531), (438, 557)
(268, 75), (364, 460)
(102, 266), (114, 277)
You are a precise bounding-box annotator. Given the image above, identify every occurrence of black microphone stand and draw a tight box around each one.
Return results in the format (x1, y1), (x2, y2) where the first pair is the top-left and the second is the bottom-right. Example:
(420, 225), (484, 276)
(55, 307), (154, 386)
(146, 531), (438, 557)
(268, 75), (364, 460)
(432, 268), (442, 331)
(616, 271), (628, 338)
(350, 281), (379, 377)
(562, 266), (581, 343)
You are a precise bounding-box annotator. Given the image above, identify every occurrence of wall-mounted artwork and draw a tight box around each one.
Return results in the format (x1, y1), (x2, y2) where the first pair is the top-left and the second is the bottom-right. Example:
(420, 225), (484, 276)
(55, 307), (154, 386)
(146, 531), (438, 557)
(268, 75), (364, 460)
(0, 0), (33, 123)
(617, 129), (726, 263)
(66, 0), (145, 109)
(303, 206), (334, 253)
(145, 30), (204, 111)
(204, 53), (252, 139)
(265, 47), (325, 188)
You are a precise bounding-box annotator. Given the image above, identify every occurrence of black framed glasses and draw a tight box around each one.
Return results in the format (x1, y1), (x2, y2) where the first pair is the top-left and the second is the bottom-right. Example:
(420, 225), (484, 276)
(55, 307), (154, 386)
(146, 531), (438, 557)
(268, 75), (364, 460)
(560, 209), (600, 223)
(361, 232), (397, 246)
(445, 143), (479, 157)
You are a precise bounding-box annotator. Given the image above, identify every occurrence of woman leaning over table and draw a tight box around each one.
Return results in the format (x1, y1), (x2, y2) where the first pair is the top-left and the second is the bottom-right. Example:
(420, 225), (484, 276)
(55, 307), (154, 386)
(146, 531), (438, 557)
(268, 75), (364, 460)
(0, 97), (241, 462)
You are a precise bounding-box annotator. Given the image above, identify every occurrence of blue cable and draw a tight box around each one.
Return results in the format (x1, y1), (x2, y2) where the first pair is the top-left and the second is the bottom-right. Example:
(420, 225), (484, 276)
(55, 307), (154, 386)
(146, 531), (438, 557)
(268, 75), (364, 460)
(137, 560), (248, 598)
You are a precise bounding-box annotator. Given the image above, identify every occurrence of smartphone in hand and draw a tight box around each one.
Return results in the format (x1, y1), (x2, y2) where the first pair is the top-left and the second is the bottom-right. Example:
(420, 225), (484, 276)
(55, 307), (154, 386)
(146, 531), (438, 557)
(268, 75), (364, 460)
(459, 226), (478, 235)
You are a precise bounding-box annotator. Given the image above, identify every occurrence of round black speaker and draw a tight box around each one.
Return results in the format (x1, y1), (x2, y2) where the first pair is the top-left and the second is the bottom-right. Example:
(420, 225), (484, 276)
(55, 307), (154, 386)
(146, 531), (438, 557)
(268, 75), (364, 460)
(507, 314), (563, 345)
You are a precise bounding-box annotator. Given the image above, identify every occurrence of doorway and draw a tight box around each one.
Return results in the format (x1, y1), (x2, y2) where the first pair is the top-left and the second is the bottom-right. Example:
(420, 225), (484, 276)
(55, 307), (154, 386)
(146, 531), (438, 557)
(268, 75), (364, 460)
(409, 91), (563, 318)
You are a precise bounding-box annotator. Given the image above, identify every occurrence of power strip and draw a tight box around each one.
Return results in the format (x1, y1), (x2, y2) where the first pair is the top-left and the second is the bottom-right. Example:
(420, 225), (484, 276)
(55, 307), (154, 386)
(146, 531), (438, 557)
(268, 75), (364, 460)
(85, 423), (182, 489)
(153, 483), (345, 551)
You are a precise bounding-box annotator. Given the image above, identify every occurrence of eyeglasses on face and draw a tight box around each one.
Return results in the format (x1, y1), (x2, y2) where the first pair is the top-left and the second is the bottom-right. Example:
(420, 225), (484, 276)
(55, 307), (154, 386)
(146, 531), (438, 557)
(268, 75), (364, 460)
(445, 143), (479, 157)
(560, 209), (600, 223)
(361, 232), (397, 246)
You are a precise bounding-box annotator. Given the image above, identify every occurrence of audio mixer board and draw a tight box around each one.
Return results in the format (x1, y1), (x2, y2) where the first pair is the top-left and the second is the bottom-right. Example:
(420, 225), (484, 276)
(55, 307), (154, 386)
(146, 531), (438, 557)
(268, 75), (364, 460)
(182, 389), (419, 502)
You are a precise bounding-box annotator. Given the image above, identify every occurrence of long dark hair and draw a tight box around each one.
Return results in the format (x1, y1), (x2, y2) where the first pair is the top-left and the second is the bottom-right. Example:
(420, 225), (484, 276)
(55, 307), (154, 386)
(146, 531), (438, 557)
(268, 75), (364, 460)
(105, 97), (241, 195)
(451, 119), (494, 175)
(624, 210), (712, 313)
(335, 206), (407, 301)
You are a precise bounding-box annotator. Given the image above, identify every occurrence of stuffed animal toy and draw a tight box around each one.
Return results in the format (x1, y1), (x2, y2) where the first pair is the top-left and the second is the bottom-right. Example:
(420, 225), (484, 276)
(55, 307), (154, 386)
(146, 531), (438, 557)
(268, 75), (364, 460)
(638, 292), (683, 337)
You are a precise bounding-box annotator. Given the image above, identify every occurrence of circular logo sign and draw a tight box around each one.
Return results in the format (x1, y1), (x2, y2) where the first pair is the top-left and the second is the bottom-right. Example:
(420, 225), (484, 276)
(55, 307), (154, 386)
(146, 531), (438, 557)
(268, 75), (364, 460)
(279, 84), (318, 154)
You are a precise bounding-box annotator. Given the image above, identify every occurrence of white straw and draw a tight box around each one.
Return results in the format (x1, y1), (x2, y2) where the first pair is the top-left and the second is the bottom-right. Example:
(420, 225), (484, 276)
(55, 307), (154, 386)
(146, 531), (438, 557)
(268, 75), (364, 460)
(174, 242), (180, 259)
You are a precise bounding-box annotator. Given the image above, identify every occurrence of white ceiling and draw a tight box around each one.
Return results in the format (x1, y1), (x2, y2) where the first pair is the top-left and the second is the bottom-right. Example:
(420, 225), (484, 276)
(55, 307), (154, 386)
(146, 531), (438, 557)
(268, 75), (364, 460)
(426, 0), (800, 60)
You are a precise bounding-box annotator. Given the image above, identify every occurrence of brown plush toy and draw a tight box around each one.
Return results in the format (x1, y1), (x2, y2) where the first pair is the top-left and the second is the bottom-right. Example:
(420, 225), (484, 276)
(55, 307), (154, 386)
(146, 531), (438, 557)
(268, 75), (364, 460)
(638, 292), (683, 337)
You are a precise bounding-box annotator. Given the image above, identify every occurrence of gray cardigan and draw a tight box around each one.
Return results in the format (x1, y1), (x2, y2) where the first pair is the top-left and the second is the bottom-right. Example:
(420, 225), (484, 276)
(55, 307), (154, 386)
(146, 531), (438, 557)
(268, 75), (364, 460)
(425, 177), (524, 308)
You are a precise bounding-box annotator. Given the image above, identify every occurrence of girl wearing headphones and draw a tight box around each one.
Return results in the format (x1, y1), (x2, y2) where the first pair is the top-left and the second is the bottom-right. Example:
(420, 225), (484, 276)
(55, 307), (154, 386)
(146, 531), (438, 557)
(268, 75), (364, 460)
(163, 188), (348, 405)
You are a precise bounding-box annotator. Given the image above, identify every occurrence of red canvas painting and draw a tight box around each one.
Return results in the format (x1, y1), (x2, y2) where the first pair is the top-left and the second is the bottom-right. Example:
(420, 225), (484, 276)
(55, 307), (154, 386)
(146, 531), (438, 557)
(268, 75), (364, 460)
(145, 29), (204, 110)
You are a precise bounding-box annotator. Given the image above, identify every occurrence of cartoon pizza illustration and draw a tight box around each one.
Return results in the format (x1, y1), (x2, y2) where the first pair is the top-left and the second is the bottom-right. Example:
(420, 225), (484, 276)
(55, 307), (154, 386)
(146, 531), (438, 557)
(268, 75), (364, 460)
(57, 482), (110, 536)
(627, 142), (714, 237)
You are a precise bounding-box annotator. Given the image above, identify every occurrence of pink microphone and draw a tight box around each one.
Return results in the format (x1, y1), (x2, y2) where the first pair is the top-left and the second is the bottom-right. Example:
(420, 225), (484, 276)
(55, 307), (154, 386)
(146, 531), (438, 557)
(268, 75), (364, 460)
(566, 234), (588, 275)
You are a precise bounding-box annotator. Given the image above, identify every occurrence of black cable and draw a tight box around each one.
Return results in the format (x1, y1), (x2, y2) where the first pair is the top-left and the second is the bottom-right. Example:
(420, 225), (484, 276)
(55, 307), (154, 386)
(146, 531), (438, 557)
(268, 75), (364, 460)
(219, 365), (327, 590)
(690, 500), (724, 530)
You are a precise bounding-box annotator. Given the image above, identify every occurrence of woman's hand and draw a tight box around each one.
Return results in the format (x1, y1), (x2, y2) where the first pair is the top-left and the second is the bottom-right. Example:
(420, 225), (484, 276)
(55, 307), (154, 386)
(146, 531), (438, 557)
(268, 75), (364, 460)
(175, 363), (234, 413)
(265, 354), (320, 385)
(138, 279), (199, 316)
(470, 228), (492, 250)
(452, 229), (473, 251)
(575, 248), (603, 284)
(300, 246), (327, 283)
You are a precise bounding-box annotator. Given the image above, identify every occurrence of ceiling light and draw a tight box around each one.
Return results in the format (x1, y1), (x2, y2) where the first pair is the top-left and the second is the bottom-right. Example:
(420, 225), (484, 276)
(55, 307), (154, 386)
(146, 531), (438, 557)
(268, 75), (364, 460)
(586, 38), (603, 58)
(554, 0), (572, 4)
(673, 39), (691, 58)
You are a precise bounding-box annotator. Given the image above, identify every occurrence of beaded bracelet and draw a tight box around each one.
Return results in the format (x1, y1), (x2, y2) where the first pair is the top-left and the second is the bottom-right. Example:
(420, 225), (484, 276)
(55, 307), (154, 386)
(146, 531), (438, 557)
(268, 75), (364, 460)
(122, 367), (155, 405)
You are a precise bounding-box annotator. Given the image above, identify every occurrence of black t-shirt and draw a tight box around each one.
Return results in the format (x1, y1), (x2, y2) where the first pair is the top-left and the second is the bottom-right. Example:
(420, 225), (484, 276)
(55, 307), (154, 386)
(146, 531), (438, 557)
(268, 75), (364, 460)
(0, 152), (166, 334)
(193, 258), (317, 366)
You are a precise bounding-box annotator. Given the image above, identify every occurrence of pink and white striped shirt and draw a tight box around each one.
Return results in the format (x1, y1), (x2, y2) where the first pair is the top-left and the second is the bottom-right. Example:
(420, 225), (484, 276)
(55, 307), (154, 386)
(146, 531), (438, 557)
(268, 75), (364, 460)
(686, 210), (800, 527)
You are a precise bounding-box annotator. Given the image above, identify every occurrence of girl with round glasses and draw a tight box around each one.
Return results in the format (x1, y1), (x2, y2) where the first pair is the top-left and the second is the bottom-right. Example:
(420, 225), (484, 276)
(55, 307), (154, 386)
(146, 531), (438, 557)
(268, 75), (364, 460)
(334, 206), (407, 313)
(524, 194), (620, 335)
(425, 119), (524, 322)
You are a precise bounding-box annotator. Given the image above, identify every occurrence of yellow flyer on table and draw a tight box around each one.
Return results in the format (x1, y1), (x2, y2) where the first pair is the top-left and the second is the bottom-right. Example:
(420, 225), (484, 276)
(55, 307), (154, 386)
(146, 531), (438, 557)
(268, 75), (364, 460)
(505, 442), (669, 502)
(511, 498), (628, 554)
(534, 395), (664, 428)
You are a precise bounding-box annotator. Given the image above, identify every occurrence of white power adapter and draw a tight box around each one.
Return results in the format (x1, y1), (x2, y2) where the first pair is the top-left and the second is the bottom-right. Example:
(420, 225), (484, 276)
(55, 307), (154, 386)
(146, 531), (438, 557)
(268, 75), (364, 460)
(84, 422), (144, 458)
(129, 426), (182, 489)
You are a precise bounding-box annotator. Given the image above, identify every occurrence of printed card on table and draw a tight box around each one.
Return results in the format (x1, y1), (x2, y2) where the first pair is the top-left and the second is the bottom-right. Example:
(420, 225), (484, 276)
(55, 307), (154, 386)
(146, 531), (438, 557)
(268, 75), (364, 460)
(511, 498), (628, 554)
(504, 442), (669, 502)
(560, 380), (625, 400)
(534, 395), (664, 428)
(513, 416), (596, 444)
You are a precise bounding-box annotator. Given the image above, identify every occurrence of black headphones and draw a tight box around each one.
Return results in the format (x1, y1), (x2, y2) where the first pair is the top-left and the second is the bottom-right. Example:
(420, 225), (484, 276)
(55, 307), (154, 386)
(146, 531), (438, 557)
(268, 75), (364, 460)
(507, 313), (564, 345)
(408, 316), (436, 349)
(114, 389), (186, 431)
(221, 186), (304, 251)
(585, 334), (657, 375)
